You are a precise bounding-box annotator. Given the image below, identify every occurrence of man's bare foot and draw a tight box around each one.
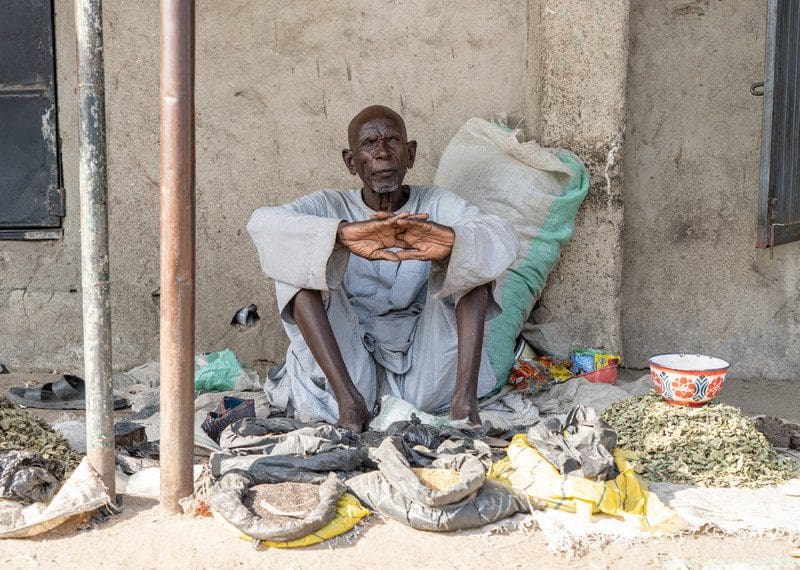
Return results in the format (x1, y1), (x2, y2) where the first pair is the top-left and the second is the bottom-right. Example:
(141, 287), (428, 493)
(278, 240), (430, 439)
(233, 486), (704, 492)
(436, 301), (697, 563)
(449, 396), (481, 426)
(336, 400), (372, 434)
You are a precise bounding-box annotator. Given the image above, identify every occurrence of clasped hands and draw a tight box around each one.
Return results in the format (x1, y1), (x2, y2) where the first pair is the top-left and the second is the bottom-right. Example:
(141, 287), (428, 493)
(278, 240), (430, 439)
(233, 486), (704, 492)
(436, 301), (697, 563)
(336, 211), (455, 262)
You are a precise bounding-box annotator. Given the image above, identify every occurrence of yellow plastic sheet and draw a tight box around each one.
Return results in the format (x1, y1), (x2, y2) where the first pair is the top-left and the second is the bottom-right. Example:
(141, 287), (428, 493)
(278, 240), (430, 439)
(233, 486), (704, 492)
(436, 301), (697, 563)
(489, 434), (678, 531)
(236, 493), (371, 549)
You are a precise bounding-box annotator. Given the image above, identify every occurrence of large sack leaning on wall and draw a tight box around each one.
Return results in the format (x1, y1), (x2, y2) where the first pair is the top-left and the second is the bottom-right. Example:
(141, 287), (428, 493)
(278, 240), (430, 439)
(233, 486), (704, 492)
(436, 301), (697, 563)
(347, 437), (529, 531)
(209, 471), (346, 542)
(434, 118), (590, 390)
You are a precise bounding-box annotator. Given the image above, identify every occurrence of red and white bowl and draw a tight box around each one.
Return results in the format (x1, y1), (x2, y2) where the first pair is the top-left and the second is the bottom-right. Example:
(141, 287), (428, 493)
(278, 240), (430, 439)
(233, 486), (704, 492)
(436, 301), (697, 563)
(648, 353), (730, 407)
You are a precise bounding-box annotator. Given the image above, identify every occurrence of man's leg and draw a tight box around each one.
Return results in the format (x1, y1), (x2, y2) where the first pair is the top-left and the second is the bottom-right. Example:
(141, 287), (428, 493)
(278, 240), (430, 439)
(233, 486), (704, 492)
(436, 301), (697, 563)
(450, 283), (490, 424)
(290, 288), (372, 432)
(396, 283), (492, 423)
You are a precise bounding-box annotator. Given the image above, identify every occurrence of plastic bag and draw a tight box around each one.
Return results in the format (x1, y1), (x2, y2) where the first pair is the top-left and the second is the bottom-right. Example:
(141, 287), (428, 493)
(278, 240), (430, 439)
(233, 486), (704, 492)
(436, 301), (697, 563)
(489, 434), (675, 530)
(0, 451), (63, 504)
(194, 348), (259, 392)
(115, 464), (203, 499)
(520, 306), (574, 360)
(385, 416), (442, 449)
(368, 395), (451, 432)
(525, 406), (617, 481)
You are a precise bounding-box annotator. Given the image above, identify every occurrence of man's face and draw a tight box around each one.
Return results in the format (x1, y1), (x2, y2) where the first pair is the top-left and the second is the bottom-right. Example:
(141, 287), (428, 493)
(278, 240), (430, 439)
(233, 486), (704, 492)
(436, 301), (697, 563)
(343, 116), (417, 194)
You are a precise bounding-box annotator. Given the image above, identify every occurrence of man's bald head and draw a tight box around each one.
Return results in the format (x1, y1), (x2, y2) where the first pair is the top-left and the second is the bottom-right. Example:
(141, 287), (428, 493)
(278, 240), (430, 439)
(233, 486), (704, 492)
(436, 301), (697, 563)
(347, 105), (407, 150)
(342, 105), (417, 197)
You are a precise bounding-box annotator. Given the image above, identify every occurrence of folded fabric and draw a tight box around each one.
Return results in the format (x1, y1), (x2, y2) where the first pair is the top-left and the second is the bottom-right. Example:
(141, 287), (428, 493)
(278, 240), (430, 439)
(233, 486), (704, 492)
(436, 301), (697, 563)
(200, 396), (256, 443)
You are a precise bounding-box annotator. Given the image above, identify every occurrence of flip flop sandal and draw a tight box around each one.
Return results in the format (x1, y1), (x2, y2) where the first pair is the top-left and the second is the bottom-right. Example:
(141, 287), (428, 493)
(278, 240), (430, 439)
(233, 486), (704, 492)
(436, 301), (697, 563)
(6, 374), (128, 410)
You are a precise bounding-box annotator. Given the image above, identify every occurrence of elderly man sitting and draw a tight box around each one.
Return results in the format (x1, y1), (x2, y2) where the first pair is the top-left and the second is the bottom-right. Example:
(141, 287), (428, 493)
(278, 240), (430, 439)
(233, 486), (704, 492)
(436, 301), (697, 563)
(248, 105), (519, 432)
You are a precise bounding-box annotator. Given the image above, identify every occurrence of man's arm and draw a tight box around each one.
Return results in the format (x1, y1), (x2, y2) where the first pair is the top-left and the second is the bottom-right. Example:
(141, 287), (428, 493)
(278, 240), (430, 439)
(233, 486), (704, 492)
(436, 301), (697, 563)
(419, 194), (520, 304)
(247, 203), (347, 292)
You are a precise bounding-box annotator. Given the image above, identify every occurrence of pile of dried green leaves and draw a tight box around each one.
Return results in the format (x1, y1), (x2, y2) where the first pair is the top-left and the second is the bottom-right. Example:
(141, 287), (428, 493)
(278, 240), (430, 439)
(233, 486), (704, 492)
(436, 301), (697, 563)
(603, 393), (800, 488)
(0, 396), (82, 475)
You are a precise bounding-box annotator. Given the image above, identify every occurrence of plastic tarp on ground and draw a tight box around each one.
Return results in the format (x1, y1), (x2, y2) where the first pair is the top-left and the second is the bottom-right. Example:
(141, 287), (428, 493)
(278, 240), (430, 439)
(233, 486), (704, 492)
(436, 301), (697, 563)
(0, 458), (111, 539)
(347, 437), (530, 531)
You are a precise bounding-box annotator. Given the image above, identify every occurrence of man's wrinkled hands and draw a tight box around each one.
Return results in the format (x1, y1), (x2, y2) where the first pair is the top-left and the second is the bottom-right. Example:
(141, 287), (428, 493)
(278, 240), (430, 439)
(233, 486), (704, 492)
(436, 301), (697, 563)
(337, 211), (455, 262)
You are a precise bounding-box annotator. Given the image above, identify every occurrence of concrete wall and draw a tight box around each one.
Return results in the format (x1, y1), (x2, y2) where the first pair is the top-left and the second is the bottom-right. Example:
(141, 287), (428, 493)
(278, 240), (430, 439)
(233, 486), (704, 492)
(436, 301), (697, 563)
(529, 0), (629, 354)
(1, 0), (528, 371)
(622, 0), (800, 379)
(1, 0), (631, 373)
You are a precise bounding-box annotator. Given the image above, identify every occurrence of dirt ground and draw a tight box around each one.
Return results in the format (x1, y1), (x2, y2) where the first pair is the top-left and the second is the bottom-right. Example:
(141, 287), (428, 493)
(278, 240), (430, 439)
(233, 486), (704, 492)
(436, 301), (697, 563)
(1, 369), (799, 569)
(0, 498), (798, 569)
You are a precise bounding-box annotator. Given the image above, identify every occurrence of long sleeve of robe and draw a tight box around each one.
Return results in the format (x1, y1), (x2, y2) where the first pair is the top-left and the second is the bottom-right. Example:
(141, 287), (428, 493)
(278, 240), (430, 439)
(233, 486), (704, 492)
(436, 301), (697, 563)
(247, 184), (519, 318)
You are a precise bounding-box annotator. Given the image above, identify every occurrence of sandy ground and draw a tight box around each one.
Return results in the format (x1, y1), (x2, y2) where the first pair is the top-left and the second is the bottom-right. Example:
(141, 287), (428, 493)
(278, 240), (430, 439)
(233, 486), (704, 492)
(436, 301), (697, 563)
(1, 368), (799, 569)
(1, 498), (798, 570)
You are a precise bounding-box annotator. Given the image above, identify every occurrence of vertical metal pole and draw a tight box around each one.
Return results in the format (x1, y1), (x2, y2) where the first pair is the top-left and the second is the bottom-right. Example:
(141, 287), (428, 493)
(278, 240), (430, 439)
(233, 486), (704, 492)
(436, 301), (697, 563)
(159, 0), (196, 513)
(75, 0), (115, 499)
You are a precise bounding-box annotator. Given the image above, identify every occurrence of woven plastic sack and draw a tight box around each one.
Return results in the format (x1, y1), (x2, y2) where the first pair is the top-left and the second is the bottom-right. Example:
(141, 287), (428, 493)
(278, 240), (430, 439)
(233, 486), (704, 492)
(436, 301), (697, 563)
(209, 471), (345, 542)
(434, 119), (589, 390)
(489, 434), (676, 530)
(370, 438), (487, 508)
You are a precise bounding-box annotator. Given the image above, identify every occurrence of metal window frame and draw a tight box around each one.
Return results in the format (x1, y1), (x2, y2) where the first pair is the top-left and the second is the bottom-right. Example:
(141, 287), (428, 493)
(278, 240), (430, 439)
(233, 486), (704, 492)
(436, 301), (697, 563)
(0, 0), (64, 240)
(757, 0), (800, 249)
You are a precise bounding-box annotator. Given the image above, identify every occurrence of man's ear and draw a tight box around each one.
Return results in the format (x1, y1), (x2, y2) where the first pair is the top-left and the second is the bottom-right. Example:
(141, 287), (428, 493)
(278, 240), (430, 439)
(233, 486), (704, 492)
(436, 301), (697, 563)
(405, 140), (417, 169)
(342, 149), (358, 175)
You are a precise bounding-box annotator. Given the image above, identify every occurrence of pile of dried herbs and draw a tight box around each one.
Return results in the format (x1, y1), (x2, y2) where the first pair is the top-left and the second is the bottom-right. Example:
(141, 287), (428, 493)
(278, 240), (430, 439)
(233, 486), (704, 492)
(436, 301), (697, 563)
(602, 393), (800, 488)
(0, 396), (83, 475)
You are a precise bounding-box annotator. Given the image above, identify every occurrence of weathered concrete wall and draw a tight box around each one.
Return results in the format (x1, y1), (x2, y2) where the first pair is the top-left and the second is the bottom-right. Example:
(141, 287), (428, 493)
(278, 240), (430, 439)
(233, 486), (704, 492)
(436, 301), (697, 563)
(529, 0), (629, 354)
(622, 1), (800, 379)
(2, 0), (538, 371)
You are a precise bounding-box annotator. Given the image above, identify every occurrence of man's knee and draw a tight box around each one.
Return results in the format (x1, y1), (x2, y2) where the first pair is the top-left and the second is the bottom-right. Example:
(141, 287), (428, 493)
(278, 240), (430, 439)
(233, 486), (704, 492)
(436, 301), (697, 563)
(289, 288), (323, 320)
(456, 282), (491, 314)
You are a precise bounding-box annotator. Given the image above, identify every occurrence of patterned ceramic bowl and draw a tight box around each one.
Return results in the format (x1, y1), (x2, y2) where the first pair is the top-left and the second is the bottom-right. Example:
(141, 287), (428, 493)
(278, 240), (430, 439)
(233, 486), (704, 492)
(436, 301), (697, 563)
(648, 353), (730, 407)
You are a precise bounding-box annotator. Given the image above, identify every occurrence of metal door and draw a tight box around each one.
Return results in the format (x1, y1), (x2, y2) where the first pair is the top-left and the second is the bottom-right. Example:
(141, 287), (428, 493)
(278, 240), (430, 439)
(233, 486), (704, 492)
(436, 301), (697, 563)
(758, 0), (800, 249)
(0, 0), (63, 236)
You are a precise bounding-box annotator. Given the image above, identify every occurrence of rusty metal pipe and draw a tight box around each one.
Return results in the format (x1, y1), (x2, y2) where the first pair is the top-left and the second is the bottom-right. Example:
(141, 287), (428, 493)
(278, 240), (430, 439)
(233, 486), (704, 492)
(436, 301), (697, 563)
(74, 0), (115, 498)
(159, 0), (196, 513)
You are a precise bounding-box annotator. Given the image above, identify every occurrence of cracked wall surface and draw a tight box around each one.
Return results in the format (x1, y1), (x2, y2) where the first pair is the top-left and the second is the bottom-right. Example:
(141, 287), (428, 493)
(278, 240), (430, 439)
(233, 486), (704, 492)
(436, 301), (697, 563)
(622, 1), (800, 379)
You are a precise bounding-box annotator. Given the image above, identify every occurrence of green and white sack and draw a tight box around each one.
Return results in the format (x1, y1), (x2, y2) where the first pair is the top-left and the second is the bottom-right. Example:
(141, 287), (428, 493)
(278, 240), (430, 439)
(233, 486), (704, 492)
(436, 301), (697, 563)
(434, 118), (589, 391)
